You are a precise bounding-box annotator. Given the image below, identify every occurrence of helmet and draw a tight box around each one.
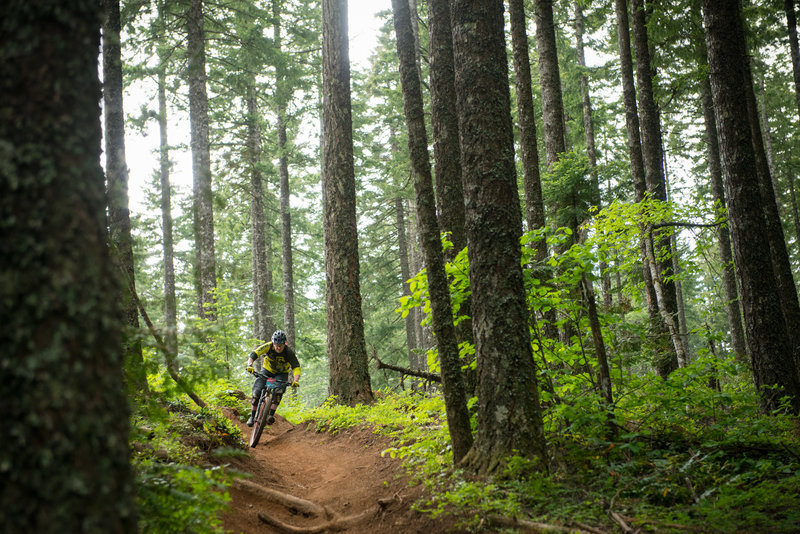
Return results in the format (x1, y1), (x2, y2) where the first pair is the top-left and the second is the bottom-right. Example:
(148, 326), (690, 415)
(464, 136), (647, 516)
(272, 330), (287, 345)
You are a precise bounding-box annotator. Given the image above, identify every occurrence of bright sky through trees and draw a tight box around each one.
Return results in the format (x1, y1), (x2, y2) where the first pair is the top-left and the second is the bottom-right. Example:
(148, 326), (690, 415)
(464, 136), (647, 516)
(124, 0), (391, 211)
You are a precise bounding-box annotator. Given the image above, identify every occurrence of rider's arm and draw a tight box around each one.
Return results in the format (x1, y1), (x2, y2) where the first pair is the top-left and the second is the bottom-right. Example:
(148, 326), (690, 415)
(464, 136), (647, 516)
(287, 349), (301, 385)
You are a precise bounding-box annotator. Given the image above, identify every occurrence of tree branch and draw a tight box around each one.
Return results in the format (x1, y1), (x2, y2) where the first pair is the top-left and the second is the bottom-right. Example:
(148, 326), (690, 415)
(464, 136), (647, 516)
(122, 267), (207, 408)
(373, 355), (441, 383)
(651, 221), (722, 230)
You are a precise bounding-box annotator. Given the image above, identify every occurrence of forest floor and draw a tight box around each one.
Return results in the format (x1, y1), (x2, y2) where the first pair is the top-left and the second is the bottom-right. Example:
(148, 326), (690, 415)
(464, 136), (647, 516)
(218, 408), (458, 534)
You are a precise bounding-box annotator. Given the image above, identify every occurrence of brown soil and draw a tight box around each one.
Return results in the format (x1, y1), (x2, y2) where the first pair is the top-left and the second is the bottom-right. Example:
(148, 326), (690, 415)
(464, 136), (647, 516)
(218, 409), (460, 534)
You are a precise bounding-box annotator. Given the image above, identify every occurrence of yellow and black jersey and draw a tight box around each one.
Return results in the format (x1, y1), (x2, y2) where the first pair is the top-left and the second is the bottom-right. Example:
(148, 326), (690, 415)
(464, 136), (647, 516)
(250, 341), (301, 376)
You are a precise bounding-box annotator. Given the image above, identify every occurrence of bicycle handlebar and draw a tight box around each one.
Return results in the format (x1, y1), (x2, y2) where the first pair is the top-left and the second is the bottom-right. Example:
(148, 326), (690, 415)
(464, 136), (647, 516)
(253, 372), (298, 389)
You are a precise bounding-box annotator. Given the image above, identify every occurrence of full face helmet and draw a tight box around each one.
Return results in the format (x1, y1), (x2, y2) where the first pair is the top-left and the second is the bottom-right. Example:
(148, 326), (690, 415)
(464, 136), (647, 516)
(272, 330), (287, 345)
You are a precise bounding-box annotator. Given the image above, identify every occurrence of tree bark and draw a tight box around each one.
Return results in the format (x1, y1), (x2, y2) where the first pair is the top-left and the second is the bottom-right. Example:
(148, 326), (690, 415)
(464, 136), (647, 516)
(614, 0), (673, 376)
(699, 71), (747, 360)
(391, 0), (473, 464)
(428, 0), (467, 258)
(742, 58), (800, 385)
(509, 0), (559, 343)
(322, 0), (374, 406)
(630, 0), (684, 371)
(428, 0), (475, 392)
(247, 77), (270, 350)
(784, 0), (800, 124)
(187, 0), (217, 319)
(102, 0), (148, 394)
(274, 0), (297, 346)
(788, 169), (800, 254)
(1, 1), (136, 528)
(509, 0), (545, 242)
(575, 0), (612, 309)
(702, 0), (800, 413)
(534, 0), (567, 169)
(395, 196), (419, 367)
(156, 0), (178, 356)
(451, 0), (547, 472)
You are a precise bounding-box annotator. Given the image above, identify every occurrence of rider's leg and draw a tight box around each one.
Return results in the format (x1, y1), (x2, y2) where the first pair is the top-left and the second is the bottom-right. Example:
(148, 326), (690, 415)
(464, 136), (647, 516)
(247, 375), (266, 427)
(266, 393), (282, 424)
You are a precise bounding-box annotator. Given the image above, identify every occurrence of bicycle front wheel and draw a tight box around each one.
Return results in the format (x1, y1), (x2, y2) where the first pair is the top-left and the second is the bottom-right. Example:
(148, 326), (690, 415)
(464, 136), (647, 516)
(249, 394), (269, 448)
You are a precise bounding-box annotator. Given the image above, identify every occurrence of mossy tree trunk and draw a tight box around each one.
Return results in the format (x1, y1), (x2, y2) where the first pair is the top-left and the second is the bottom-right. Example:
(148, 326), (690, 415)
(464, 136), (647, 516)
(451, 0), (547, 473)
(187, 0), (217, 319)
(102, 0), (149, 396)
(702, 0), (800, 414)
(391, 0), (473, 464)
(0, 1), (136, 529)
(321, 0), (374, 406)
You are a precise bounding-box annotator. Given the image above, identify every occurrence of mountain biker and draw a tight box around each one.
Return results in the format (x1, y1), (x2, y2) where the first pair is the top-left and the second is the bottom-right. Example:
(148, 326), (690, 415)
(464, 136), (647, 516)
(246, 330), (300, 427)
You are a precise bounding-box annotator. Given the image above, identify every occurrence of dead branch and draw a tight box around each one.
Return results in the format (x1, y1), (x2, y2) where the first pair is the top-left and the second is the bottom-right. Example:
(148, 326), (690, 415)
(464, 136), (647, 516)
(124, 270), (207, 408)
(608, 510), (634, 533)
(373, 355), (441, 383)
(650, 221), (722, 230)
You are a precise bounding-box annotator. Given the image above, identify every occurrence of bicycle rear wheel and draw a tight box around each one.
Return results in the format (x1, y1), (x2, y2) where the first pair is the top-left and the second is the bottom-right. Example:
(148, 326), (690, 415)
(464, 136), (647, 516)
(249, 393), (270, 448)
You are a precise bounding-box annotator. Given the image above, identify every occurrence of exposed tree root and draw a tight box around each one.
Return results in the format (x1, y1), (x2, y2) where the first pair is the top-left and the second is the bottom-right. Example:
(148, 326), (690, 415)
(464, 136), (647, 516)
(486, 514), (605, 533)
(234, 479), (331, 519)
(258, 505), (381, 533)
(235, 477), (399, 533)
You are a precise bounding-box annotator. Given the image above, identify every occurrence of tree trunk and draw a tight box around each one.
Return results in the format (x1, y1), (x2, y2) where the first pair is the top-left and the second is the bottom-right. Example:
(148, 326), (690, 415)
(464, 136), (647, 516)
(580, 274), (614, 411)
(534, 0), (567, 168)
(742, 58), (800, 384)
(614, 0), (673, 376)
(700, 72), (747, 360)
(395, 196), (419, 367)
(102, 0), (148, 394)
(187, 0), (216, 319)
(784, 0), (800, 124)
(509, 0), (545, 242)
(631, 0), (684, 371)
(391, 0), (473, 463)
(575, 0), (612, 309)
(247, 77), (270, 350)
(274, 0), (296, 346)
(157, 0), (178, 356)
(702, 0), (800, 413)
(509, 0), (559, 343)
(428, 0), (467, 258)
(788, 169), (800, 255)
(451, 0), (547, 473)
(427, 0), (475, 393)
(322, 0), (374, 406)
(1, 1), (136, 528)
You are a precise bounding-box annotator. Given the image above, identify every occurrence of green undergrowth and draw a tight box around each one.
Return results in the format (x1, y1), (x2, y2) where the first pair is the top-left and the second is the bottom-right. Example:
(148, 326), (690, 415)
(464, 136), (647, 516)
(285, 363), (800, 533)
(130, 379), (248, 534)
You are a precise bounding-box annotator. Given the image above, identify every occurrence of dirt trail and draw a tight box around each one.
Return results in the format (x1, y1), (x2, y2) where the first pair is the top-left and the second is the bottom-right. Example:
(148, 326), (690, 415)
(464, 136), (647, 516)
(220, 410), (455, 534)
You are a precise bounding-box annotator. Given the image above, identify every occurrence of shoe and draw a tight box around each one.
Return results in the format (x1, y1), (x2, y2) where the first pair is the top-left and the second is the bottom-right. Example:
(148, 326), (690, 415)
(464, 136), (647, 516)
(246, 412), (255, 427)
(266, 415), (275, 425)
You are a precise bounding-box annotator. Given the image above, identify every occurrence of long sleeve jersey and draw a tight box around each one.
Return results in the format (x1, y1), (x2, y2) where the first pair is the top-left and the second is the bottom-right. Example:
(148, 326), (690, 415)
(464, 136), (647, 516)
(250, 341), (301, 377)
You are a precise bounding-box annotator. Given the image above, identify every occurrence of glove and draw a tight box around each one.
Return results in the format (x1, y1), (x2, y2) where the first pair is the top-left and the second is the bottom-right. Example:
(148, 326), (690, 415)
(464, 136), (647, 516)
(246, 366), (254, 374)
(291, 381), (299, 388)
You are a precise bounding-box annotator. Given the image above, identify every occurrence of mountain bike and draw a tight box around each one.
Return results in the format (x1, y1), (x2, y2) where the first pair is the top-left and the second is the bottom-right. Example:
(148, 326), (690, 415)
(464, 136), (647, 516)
(249, 374), (294, 448)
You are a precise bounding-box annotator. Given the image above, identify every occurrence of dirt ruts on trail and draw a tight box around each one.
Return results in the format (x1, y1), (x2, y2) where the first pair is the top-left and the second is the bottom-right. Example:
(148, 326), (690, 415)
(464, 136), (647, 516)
(219, 409), (455, 534)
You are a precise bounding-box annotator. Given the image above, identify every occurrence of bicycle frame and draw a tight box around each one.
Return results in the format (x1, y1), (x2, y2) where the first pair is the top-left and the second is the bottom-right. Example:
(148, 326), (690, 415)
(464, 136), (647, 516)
(248, 375), (292, 448)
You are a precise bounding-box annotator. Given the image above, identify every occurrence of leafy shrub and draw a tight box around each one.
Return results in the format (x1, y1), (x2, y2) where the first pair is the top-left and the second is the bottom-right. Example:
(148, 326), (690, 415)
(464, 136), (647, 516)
(136, 460), (232, 534)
